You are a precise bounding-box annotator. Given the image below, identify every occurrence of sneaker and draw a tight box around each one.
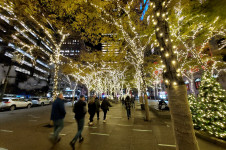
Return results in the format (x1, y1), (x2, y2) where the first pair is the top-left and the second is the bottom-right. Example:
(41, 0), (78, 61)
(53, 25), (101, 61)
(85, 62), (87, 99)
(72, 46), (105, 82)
(70, 141), (75, 150)
(79, 137), (84, 143)
(103, 120), (106, 123)
(89, 122), (94, 126)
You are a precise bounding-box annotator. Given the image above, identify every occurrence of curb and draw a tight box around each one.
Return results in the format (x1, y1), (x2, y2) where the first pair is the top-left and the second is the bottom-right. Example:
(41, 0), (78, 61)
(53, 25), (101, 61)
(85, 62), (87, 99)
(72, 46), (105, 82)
(195, 130), (226, 148)
(149, 106), (171, 119)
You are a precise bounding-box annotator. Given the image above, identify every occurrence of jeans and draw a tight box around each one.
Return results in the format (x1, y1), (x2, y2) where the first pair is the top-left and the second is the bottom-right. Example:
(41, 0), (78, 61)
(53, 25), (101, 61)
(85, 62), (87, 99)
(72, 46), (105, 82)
(53, 119), (64, 141)
(96, 111), (100, 119)
(103, 110), (107, 120)
(71, 117), (85, 144)
(89, 112), (95, 122)
(126, 109), (131, 118)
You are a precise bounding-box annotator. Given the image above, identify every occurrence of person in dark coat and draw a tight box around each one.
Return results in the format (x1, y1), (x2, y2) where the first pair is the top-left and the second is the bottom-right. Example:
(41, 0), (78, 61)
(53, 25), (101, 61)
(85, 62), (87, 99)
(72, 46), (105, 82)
(101, 97), (112, 123)
(70, 95), (87, 150)
(50, 93), (66, 144)
(88, 97), (96, 126)
(95, 97), (101, 120)
(121, 97), (125, 106)
(131, 96), (135, 108)
(125, 96), (131, 120)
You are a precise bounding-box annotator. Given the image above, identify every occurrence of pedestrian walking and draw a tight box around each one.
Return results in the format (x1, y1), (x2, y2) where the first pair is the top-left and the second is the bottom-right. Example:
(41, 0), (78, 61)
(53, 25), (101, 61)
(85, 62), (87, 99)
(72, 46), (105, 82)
(70, 95), (87, 150)
(125, 96), (131, 120)
(101, 97), (112, 123)
(131, 96), (135, 108)
(95, 97), (101, 120)
(50, 93), (66, 144)
(88, 97), (96, 126)
(121, 96), (125, 106)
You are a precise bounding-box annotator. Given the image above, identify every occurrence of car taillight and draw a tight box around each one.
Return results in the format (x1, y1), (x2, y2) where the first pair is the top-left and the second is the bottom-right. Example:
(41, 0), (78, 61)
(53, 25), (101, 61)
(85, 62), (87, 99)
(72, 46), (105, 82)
(4, 101), (10, 103)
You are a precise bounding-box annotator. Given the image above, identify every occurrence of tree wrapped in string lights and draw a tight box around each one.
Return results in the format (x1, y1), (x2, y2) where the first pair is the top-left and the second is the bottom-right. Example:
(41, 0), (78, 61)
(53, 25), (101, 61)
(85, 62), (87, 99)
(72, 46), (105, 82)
(189, 72), (226, 139)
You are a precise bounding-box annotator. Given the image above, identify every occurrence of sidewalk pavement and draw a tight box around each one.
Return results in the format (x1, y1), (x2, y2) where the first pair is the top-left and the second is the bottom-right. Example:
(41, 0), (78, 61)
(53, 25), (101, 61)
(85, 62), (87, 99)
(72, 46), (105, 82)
(52, 102), (225, 150)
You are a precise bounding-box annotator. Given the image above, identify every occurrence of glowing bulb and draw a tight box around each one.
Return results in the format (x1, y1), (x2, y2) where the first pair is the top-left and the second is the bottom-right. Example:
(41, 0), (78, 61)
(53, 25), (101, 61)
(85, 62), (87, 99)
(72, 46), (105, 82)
(162, 13), (166, 18)
(162, 2), (166, 6)
(160, 33), (163, 37)
(156, 28), (160, 31)
(173, 82), (177, 85)
(156, 12), (160, 17)
(165, 80), (169, 84)
(161, 47), (164, 51)
(165, 39), (169, 42)
(173, 45), (176, 49)
(165, 53), (169, 57)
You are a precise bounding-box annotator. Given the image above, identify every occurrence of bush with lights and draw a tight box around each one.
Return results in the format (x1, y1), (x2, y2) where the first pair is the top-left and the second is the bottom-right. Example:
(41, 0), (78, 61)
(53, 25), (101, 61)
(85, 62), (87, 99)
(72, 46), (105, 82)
(188, 72), (226, 139)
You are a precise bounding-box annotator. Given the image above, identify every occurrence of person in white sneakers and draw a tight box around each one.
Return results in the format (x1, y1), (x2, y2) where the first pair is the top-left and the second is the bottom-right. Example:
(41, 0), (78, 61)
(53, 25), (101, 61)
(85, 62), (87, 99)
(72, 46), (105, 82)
(88, 97), (96, 126)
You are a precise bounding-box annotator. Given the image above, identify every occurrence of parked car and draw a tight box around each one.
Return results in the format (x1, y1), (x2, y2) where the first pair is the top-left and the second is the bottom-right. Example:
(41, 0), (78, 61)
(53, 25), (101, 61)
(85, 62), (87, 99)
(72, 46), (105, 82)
(31, 97), (51, 106)
(0, 97), (32, 111)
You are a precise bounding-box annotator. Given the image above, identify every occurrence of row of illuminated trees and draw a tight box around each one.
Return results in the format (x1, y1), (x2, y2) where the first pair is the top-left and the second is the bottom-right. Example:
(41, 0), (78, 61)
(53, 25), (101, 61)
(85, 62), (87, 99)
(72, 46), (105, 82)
(2, 0), (226, 149)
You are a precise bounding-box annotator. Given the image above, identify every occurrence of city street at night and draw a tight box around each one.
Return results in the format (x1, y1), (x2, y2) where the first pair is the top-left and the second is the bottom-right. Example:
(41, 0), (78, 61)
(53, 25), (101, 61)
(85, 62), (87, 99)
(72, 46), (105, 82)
(0, 103), (225, 150)
(0, 0), (225, 150)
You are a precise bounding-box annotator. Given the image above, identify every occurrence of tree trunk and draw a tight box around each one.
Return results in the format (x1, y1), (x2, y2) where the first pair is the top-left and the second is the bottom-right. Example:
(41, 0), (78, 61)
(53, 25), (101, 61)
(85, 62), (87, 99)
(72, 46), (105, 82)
(167, 85), (199, 150)
(190, 73), (195, 95)
(140, 64), (150, 121)
(52, 62), (59, 101)
(144, 94), (150, 121)
(153, 0), (199, 149)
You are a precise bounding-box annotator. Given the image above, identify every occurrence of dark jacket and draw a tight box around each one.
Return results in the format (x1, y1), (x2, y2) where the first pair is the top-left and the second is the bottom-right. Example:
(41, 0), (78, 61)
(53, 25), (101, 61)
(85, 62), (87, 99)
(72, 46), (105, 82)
(51, 97), (66, 121)
(125, 96), (131, 109)
(73, 100), (87, 119)
(88, 101), (96, 114)
(101, 99), (112, 111)
(95, 98), (101, 112)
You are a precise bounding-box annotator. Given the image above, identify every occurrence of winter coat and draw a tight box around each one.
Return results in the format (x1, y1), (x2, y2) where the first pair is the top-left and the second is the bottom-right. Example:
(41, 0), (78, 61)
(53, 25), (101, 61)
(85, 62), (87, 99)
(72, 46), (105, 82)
(95, 98), (101, 112)
(51, 97), (66, 121)
(73, 100), (87, 119)
(88, 101), (96, 114)
(125, 97), (131, 110)
(101, 99), (112, 111)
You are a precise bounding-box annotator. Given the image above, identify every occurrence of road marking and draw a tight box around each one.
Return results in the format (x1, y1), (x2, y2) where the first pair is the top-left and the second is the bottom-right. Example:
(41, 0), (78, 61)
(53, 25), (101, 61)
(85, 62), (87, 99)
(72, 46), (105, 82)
(158, 144), (176, 147)
(50, 132), (66, 136)
(32, 116), (40, 118)
(0, 148), (8, 150)
(1, 130), (13, 133)
(84, 126), (97, 128)
(117, 124), (133, 127)
(28, 115), (40, 118)
(90, 133), (109, 136)
(132, 129), (152, 132)
(29, 120), (37, 122)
